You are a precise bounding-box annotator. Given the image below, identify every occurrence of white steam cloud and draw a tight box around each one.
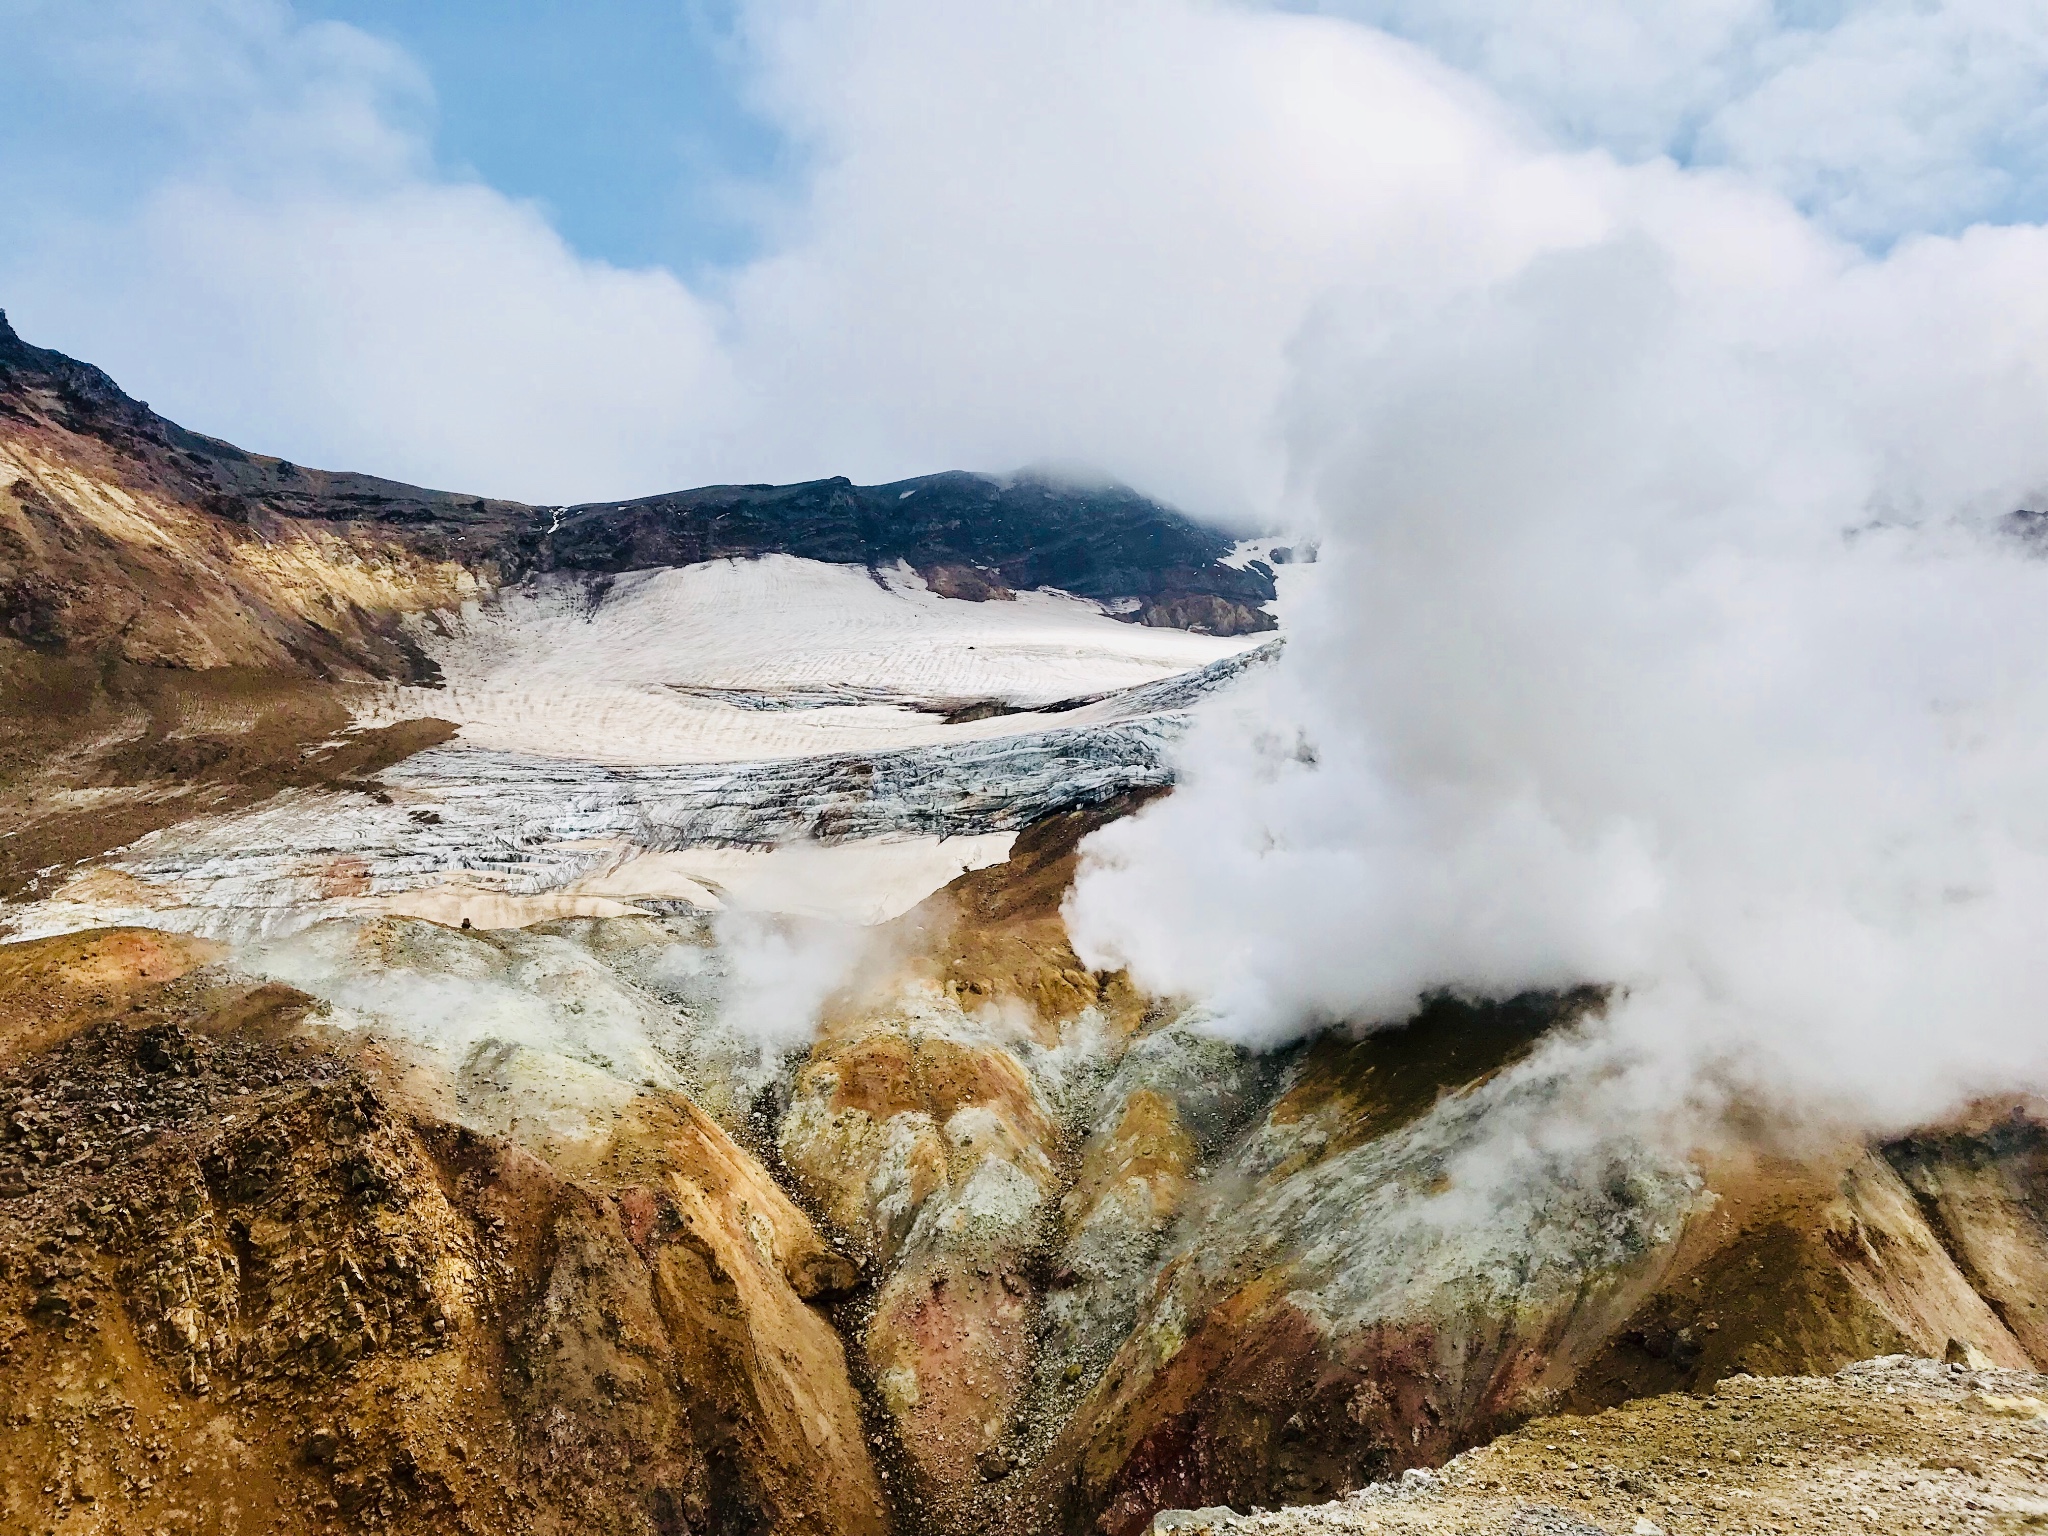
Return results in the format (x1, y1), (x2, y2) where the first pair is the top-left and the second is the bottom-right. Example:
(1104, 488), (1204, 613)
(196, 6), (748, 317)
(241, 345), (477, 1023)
(711, 908), (874, 1051)
(1070, 169), (2048, 1134)
(1313, 0), (2048, 243)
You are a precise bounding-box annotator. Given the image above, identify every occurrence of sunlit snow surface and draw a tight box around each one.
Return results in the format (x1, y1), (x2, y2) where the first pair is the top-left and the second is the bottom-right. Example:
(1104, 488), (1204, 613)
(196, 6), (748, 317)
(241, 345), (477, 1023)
(357, 556), (1256, 763)
(7, 558), (1278, 941)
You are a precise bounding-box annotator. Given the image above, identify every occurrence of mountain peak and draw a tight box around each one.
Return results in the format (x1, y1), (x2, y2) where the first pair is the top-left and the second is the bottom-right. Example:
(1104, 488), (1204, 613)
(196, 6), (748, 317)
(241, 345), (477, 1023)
(0, 308), (149, 427)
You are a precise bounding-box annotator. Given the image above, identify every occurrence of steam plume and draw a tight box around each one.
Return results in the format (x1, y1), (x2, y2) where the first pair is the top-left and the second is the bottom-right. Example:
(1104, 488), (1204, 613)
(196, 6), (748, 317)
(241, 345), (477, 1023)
(1070, 183), (2048, 1135)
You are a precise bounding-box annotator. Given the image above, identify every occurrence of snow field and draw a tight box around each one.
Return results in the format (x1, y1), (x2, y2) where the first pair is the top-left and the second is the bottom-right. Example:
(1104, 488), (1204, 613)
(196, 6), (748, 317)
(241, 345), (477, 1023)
(356, 555), (1259, 764)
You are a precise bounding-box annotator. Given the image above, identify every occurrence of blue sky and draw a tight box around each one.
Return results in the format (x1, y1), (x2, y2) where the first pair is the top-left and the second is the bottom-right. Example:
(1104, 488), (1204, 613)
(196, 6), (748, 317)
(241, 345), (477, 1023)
(293, 1), (788, 271)
(0, 0), (789, 276)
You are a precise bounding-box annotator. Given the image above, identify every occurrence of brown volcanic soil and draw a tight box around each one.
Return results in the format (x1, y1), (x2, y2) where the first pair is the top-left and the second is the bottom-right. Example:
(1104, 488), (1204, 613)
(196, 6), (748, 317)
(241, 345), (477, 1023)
(2, 847), (2048, 1536)
(888, 788), (1165, 1026)
(0, 929), (886, 1536)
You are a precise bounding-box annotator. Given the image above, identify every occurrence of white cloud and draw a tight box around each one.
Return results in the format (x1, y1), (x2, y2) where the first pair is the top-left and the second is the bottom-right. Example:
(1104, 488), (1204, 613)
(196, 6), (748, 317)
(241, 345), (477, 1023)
(68, 180), (741, 503)
(1300, 0), (2048, 242)
(14, 1), (2048, 506)
(7, 0), (432, 189)
(722, 0), (1559, 515)
(1704, 1), (2048, 240)
(3, 0), (740, 502)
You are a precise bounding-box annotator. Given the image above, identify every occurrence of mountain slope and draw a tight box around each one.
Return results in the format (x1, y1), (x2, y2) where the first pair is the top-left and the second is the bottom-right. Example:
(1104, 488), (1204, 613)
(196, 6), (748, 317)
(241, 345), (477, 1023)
(0, 314), (498, 680)
(0, 310), (1274, 681)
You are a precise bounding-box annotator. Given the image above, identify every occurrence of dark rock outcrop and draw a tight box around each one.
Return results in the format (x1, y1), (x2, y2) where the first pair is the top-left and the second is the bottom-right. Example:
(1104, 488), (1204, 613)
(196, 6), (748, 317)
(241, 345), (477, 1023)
(539, 471), (1275, 636)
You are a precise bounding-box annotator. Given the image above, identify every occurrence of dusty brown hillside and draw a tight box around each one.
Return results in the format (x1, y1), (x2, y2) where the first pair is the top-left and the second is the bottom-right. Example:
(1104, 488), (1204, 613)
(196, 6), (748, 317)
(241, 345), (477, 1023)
(0, 313), (525, 680)
(0, 927), (887, 1536)
(0, 310), (504, 895)
(0, 650), (458, 900)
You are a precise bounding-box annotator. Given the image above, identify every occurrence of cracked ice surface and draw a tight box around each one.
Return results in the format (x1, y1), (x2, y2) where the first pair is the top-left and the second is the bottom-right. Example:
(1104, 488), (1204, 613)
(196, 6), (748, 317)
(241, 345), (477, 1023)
(7, 642), (1279, 944)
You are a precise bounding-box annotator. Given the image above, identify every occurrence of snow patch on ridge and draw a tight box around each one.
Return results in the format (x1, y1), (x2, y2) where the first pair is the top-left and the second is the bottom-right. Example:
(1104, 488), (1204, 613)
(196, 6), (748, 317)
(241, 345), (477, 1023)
(358, 555), (1260, 765)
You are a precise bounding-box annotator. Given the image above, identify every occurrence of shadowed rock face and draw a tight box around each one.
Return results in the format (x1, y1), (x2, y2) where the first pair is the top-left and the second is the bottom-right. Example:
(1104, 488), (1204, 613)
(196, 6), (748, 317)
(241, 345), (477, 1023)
(1016, 992), (1699, 1536)
(541, 473), (1276, 636)
(1882, 1106), (2048, 1363)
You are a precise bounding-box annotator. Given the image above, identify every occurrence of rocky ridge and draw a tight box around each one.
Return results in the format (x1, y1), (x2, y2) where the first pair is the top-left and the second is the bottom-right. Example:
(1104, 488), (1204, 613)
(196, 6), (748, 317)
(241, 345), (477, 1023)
(541, 472), (1276, 637)
(0, 309), (1274, 678)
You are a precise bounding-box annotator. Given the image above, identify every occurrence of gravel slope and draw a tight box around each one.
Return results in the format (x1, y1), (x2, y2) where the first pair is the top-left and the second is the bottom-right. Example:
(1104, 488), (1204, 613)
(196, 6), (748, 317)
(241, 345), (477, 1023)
(1151, 1357), (2048, 1535)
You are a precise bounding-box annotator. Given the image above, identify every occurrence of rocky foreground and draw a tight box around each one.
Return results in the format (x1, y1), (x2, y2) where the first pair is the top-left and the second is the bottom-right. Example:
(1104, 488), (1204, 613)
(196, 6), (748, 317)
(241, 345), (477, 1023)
(1150, 1357), (2048, 1535)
